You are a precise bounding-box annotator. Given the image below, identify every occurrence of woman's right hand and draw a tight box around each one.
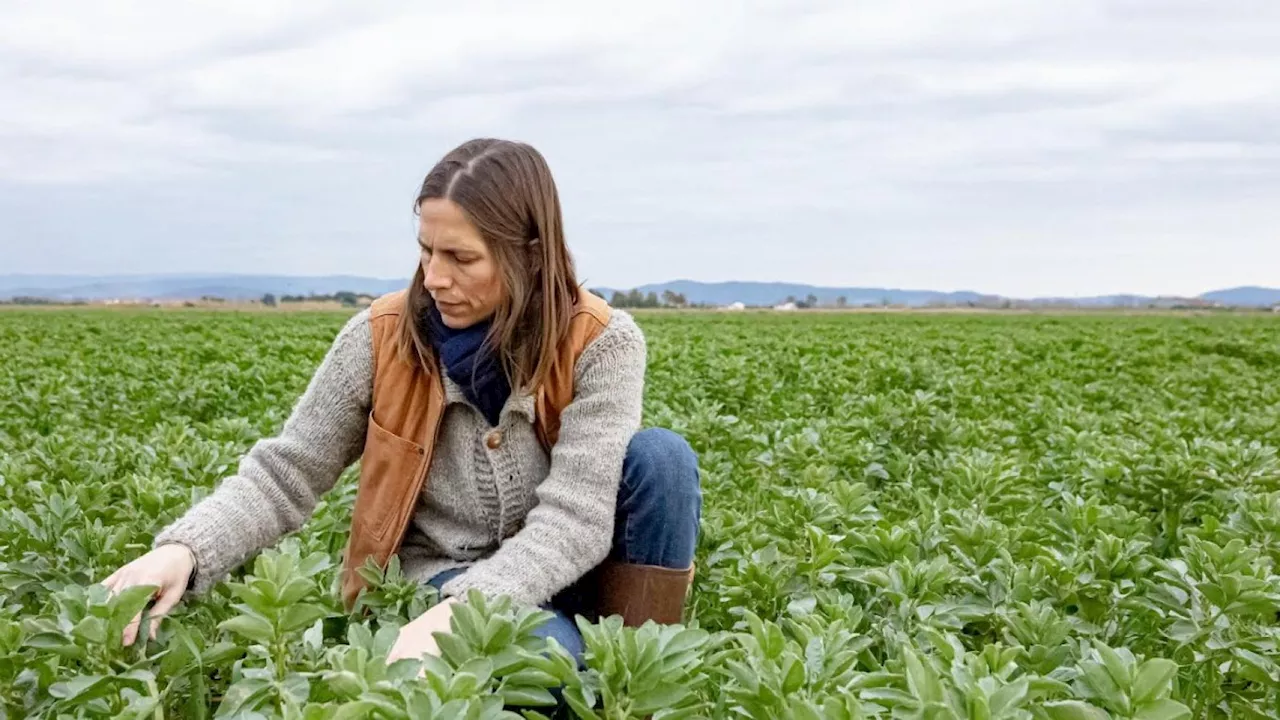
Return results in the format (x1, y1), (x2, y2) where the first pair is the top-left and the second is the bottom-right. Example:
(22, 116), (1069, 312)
(101, 543), (196, 646)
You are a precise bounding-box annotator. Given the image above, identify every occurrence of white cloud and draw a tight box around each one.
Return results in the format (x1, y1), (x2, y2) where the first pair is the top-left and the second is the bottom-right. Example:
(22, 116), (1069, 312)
(0, 1), (351, 72)
(2, 0), (1278, 295)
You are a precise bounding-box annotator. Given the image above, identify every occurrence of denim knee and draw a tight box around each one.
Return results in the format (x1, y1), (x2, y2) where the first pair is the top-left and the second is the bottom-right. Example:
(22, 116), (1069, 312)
(614, 428), (702, 567)
(622, 427), (702, 499)
(529, 609), (585, 665)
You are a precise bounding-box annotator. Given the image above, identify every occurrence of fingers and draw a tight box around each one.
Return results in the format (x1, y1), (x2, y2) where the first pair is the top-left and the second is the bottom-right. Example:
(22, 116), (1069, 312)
(146, 583), (185, 641)
(151, 580), (184, 617)
(419, 637), (440, 662)
(102, 564), (138, 598)
(385, 629), (414, 665)
(385, 616), (445, 670)
(102, 571), (130, 600)
(105, 567), (156, 646)
(123, 611), (144, 647)
(100, 550), (193, 646)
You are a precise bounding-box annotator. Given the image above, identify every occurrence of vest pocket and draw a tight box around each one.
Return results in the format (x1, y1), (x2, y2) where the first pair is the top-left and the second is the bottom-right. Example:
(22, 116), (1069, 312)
(352, 410), (427, 542)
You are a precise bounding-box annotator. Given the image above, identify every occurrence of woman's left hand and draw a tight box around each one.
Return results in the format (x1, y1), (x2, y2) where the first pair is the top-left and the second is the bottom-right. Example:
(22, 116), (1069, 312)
(386, 597), (461, 667)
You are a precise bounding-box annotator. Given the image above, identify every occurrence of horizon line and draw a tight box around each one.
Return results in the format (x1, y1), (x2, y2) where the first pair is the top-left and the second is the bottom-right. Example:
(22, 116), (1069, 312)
(0, 271), (1274, 301)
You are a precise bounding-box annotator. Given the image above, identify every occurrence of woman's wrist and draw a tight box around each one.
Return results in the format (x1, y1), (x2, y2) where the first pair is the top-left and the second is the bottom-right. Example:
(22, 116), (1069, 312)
(154, 541), (198, 588)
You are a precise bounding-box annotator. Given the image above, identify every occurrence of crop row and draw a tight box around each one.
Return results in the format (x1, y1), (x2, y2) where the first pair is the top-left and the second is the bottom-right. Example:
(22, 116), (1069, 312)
(2, 309), (1278, 718)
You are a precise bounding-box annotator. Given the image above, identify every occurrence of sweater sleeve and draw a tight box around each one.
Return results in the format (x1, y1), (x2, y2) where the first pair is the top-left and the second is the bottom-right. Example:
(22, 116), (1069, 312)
(439, 311), (647, 606)
(153, 309), (374, 594)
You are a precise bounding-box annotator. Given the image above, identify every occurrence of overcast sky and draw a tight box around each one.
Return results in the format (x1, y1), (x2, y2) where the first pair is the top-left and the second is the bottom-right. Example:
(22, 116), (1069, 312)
(2, 1), (1278, 297)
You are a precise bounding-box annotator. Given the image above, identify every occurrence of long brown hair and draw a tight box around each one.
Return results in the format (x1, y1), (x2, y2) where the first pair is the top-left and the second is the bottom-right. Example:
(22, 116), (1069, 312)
(395, 138), (579, 394)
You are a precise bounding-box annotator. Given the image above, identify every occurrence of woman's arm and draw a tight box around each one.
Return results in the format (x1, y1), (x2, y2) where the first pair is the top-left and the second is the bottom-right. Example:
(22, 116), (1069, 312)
(439, 310), (647, 607)
(153, 309), (374, 594)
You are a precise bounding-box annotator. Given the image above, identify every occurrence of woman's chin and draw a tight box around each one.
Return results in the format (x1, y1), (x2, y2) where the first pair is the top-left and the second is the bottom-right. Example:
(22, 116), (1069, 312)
(438, 306), (475, 328)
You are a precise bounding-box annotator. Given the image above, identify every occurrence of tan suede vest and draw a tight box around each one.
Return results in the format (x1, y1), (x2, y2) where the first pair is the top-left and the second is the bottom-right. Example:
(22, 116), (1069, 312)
(339, 288), (611, 608)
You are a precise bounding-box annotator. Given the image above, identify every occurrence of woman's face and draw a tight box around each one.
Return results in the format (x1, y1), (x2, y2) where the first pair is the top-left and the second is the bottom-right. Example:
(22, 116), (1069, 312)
(418, 198), (505, 329)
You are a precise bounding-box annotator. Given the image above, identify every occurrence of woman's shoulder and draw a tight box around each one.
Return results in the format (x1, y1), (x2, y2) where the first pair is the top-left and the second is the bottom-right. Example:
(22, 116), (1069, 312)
(334, 307), (374, 353)
(314, 308), (375, 394)
(599, 305), (643, 339)
(574, 306), (646, 376)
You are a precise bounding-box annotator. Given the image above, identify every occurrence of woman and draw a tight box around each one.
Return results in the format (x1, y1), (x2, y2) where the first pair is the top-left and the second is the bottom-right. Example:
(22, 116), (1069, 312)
(101, 138), (703, 665)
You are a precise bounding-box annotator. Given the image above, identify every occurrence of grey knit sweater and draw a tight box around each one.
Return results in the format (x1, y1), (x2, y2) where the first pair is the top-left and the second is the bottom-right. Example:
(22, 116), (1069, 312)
(153, 306), (647, 608)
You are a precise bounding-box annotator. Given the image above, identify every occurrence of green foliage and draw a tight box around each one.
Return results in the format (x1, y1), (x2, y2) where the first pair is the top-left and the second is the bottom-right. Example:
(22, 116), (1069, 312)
(1, 308), (1278, 717)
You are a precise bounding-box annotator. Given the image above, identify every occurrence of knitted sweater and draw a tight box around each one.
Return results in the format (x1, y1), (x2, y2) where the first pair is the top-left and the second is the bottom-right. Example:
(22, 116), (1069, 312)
(153, 305), (647, 608)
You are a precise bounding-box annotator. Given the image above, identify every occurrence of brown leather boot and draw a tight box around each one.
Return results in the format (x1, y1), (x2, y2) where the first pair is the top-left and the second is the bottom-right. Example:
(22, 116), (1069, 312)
(595, 561), (695, 627)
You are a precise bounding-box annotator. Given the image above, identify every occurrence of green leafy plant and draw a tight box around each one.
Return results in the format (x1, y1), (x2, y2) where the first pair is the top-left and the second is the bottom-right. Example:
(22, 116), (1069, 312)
(2, 308), (1278, 718)
(1043, 640), (1191, 720)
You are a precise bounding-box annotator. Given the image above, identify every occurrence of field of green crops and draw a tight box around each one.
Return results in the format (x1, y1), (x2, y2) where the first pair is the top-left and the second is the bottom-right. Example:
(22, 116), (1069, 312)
(3, 308), (1279, 719)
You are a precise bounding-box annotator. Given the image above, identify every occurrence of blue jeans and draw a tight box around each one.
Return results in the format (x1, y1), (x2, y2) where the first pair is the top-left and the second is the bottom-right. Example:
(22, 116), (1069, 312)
(425, 427), (702, 663)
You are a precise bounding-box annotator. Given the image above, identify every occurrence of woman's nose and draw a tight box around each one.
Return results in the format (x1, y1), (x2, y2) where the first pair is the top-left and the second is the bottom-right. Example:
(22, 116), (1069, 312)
(423, 257), (450, 290)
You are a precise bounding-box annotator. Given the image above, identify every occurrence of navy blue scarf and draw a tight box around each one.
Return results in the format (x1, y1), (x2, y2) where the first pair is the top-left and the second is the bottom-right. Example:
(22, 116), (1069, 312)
(424, 304), (511, 427)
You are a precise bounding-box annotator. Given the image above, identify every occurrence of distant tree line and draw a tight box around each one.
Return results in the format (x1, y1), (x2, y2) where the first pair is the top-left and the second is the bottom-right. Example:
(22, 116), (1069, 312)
(593, 288), (698, 308)
(0, 296), (65, 305)
(271, 291), (364, 307)
(784, 294), (827, 309)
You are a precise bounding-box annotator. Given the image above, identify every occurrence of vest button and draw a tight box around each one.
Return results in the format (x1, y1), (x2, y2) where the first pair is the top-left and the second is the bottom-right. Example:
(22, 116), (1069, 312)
(486, 430), (502, 449)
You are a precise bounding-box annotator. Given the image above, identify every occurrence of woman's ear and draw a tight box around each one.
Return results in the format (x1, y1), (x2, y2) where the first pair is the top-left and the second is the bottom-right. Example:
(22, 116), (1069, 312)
(527, 237), (543, 268)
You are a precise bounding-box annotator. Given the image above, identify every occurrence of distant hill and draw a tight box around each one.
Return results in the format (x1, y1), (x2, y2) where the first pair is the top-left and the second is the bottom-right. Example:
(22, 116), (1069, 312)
(1199, 286), (1280, 307)
(592, 280), (1280, 308)
(2, 274), (1277, 308)
(592, 280), (995, 308)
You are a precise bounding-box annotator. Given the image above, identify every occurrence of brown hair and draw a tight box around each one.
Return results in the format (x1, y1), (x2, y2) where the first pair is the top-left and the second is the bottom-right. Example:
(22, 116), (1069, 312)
(395, 138), (579, 394)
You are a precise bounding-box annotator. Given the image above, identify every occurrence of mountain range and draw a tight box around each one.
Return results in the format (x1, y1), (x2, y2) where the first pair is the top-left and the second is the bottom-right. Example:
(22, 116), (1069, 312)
(593, 280), (1280, 308)
(2, 274), (1277, 308)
